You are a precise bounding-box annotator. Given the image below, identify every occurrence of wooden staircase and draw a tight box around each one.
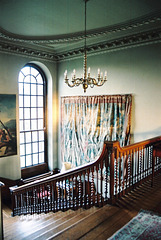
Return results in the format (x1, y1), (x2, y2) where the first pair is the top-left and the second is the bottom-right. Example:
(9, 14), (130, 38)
(2, 203), (133, 240)
(3, 174), (161, 240)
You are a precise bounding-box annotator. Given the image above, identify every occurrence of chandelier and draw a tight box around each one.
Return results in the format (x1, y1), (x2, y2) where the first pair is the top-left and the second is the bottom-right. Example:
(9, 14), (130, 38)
(64, 0), (107, 93)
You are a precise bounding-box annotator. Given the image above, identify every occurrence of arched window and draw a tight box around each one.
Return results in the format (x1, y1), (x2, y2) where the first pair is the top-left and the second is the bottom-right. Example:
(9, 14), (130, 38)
(18, 64), (47, 168)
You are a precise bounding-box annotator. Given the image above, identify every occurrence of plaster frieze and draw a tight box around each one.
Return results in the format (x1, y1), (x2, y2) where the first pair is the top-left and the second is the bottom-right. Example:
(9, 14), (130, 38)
(56, 28), (161, 61)
(0, 28), (160, 62)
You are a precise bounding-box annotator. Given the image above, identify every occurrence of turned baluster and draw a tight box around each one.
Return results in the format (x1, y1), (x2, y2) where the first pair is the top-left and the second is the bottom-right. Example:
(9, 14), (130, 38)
(125, 152), (128, 192)
(90, 167), (95, 206)
(70, 176), (74, 209)
(66, 177), (70, 209)
(99, 161), (103, 207)
(114, 149), (118, 197)
(110, 147), (115, 204)
(86, 170), (90, 208)
(57, 181), (61, 210)
(104, 156), (109, 202)
(78, 174), (82, 207)
(82, 172), (86, 208)
(118, 152), (122, 196)
(51, 181), (54, 212)
(73, 176), (78, 210)
(95, 165), (99, 206)
(62, 178), (67, 211)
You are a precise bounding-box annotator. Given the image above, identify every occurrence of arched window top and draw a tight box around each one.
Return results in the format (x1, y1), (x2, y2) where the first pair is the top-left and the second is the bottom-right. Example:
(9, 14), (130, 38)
(19, 65), (44, 84)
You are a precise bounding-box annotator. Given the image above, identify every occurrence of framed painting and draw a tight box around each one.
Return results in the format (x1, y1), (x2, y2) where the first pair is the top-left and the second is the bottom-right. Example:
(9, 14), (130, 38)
(0, 94), (17, 157)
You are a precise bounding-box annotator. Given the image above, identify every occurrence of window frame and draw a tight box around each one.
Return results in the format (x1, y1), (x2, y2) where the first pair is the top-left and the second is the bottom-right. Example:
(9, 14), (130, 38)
(18, 63), (48, 176)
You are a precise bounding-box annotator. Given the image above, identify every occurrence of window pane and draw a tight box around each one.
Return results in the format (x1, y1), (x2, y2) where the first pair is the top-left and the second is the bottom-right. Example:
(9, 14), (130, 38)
(38, 108), (43, 118)
(39, 131), (44, 141)
(19, 108), (23, 120)
(39, 152), (44, 163)
(24, 120), (30, 131)
(38, 85), (43, 95)
(38, 96), (43, 107)
(19, 96), (23, 107)
(33, 142), (38, 153)
(25, 132), (31, 143)
(30, 75), (36, 84)
(32, 131), (38, 142)
(37, 74), (43, 84)
(31, 96), (37, 107)
(24, 96), (30, 107)
(24, 83), (30, 95)
(20, 133), (25, 144)
(31, 108), (37, 119)
(26, 155), (32, 166)
(24, 75), (31, 83)
(20, 120), (24, 131)
(19, 83), (24, 94)
(22, 66), (30, 75)
(38, 119), (43, 129)
(19, 72), (25, 83)
(31, 120), (37, 130)
(26, 143), (32, 155)
(24, 108), (30, 119)
(31, 67), (39, 77)
(39, 141), (44, 152)
(20, 144), (25, 156)
(33, 153), (38, 165)
(31, 83), (36, 95)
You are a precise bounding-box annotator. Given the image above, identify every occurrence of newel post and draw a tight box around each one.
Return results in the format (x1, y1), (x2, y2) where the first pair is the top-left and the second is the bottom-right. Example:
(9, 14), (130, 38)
(0, 181), (5, 240)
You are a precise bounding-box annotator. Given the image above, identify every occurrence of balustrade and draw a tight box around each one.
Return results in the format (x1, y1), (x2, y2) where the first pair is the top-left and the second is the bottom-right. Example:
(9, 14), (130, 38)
(10, 136), (161, 216)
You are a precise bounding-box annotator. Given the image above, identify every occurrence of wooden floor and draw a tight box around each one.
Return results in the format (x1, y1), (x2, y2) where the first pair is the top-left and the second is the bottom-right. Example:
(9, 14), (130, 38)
(2, 174), (161, 240)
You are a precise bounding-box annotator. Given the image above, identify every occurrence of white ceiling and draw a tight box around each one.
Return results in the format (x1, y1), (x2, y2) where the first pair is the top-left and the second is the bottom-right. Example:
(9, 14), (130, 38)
(0, 0), (161, 59)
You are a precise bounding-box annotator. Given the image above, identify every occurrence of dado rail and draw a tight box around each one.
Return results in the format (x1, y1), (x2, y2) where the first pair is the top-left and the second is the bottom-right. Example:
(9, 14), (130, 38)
(10, 136), (161, 216)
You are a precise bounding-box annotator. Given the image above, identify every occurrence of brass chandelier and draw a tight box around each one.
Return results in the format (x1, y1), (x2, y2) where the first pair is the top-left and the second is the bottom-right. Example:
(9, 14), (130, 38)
(64, 0), (107, 93)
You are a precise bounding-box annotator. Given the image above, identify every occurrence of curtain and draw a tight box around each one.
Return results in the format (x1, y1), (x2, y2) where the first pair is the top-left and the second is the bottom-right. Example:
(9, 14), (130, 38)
(61, 94), (132, 167)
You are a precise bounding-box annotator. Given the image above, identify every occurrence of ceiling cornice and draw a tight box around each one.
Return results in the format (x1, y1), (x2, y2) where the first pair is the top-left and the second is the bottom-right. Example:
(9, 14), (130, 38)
(0, 41), (57, 62)
(0, 28), (160, 62)
(56, 28), (161, 61)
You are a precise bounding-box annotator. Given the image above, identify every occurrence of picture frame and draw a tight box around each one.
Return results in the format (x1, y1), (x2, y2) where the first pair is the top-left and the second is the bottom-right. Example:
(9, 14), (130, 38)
(0, 94), (17, 157)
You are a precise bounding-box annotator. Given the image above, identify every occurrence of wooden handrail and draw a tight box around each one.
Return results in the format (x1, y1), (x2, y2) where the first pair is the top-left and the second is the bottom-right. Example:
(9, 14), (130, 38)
(105, 136), (161, 152)
(10, 136), (161, 216)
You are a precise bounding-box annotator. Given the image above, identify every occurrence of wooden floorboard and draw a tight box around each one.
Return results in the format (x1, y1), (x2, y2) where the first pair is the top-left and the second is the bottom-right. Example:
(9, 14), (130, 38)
(2, 174), (161, 240)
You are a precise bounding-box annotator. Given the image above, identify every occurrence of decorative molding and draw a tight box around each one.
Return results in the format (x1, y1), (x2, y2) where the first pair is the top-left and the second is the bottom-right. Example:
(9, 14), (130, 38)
(0, 41), (57, 62)
(0, 11), (160, 44)
(56, 28), (161, 61)
(0, 28), (160, 62)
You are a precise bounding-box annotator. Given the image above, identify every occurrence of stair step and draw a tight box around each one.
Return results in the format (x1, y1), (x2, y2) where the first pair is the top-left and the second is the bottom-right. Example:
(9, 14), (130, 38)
(27, 207), (98, 240)
(51, 205), (119, 240)
(5, 208), (86, 240)
(79, 208), (136, 240)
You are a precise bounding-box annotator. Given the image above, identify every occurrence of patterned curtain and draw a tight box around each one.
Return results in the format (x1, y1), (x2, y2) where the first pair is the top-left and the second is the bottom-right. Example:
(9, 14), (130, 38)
(61, 94), (132, 167)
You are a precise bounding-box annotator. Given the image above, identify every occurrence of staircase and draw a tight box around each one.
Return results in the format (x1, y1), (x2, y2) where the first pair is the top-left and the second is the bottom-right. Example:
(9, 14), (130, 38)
(3, 173), (161, 240)
(3, 203), (132, 240)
